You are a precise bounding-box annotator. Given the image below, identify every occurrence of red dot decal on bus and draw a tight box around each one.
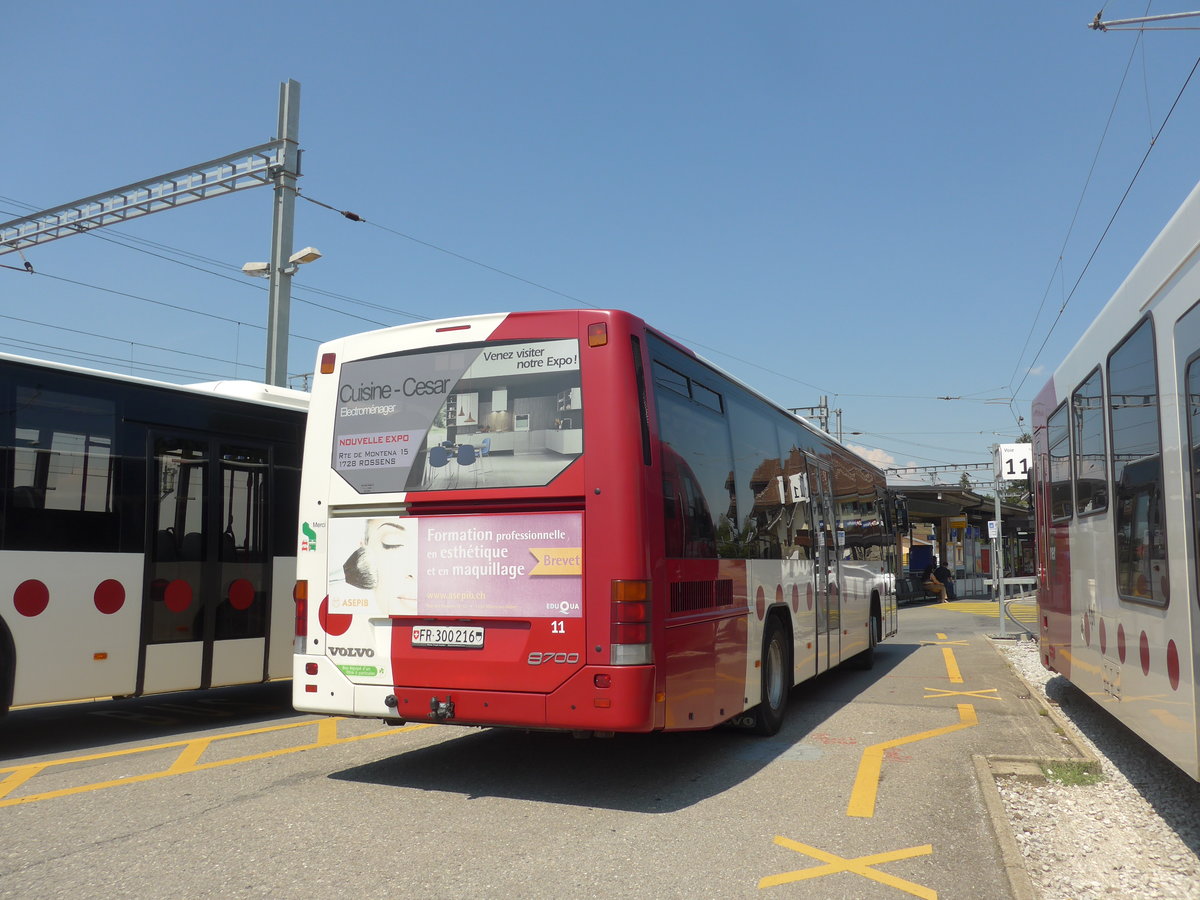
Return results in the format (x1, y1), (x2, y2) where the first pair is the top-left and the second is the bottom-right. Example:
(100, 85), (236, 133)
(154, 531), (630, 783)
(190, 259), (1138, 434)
(1139, 632), (1151, 677)
(94, 579), (125, 615)
(164, 580), (193, 613)
(806, 583), (813, 611)
(1117, 624), (1127, 663)
(755, 586), (766, 621)
(1083, 611), (1091, 647)
(791, 585), (800, 613)
(319, 596), (352, 636)
(228, 579), (255, 611)
(1167, 640), (1180, 691)
(1099, 618), (1107, 655)
(775, 584), (784, 607)
(13, 580), (49, 617)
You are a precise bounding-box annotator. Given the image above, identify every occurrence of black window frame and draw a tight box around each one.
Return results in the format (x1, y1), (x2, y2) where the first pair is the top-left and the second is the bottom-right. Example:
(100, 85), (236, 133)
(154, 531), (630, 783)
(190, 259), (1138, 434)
(1107, 316), (1168, 608)
(1047, 402), (1072, 523)
(1071, 366), (1109, 517)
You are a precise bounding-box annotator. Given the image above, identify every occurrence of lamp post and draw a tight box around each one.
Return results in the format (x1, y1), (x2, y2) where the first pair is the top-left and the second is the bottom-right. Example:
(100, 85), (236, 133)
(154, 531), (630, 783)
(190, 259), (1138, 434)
(241, 244), (321, 386)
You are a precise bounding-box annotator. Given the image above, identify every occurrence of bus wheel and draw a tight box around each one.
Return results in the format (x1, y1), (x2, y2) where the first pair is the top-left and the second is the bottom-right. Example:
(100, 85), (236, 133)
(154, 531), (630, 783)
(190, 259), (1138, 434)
(0, 639), (10, 715)
(851, 603), (881, 671)
(752, 615), (789, 735)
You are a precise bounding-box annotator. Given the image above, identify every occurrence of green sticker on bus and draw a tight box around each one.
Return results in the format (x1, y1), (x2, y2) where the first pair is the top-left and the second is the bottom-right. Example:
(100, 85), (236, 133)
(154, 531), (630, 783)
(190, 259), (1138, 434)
(336, 664), (380, 678)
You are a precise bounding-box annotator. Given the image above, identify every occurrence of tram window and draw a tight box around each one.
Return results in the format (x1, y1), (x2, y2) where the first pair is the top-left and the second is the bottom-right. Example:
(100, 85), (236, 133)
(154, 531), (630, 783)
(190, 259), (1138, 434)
(5, 386), (119, 551)
(1047, 403), (1072, 521)
(1109, 319), (1167, 606)
(1186, 357), (1200, 610)
(1072, 368), (1108, 515)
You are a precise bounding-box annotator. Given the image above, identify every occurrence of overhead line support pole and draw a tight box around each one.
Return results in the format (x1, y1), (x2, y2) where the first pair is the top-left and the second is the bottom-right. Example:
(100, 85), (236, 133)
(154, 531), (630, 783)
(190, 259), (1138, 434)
(265, 79), (301, 387)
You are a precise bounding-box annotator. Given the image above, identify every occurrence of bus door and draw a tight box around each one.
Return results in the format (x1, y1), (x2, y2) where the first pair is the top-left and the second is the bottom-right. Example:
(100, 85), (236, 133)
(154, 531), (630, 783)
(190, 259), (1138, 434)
(809, 458), (841, 673)
(143, 434), (272, 693)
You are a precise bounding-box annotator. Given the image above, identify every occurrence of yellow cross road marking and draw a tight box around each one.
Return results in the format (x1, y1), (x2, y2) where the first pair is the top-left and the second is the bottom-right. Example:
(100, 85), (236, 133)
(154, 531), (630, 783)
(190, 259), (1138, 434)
(0, 718), (433, 807)
(847, 704), (978, 819)
(941, 647), (963, 684)
(919, 640), (967, 646)
(924, 687), (1001, 701)
(759, 835), (936, 899)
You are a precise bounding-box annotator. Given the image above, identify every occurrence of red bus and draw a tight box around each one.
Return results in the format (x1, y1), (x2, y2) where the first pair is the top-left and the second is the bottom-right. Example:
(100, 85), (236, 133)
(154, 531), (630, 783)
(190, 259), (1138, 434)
(293, 310), (897, 735)
(0, 352), (307, 714)
(1032, 178), (1200, 780)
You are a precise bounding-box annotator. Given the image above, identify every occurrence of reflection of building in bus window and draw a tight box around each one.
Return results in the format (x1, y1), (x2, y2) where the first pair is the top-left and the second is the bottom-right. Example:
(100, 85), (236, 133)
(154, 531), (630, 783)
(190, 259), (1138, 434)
(344, 518), (418, 614)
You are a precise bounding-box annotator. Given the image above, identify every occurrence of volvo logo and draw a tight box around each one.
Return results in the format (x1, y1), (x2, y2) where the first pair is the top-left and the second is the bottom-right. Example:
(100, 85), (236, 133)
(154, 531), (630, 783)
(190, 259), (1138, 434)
(330, 646), (375, 658)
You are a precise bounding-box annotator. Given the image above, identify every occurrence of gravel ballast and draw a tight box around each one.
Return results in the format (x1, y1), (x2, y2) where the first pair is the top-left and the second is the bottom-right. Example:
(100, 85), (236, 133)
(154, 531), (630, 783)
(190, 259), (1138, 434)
(995, 639), (1200, 899)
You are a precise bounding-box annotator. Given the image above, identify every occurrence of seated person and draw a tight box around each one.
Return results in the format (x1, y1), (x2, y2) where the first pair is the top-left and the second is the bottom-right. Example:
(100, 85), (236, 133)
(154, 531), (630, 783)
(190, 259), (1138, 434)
(921, 563), (947, 602)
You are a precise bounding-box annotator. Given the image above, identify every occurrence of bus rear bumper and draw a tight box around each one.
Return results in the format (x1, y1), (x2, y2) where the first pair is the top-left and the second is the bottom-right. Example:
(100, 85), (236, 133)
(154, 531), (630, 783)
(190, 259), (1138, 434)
(295, 656), (659, 732)
(393, 665), (658, 732)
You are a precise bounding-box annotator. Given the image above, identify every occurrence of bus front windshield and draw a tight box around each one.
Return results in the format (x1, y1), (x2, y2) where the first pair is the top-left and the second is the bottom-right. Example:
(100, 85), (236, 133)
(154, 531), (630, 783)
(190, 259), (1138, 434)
(332, 339), (583, 493)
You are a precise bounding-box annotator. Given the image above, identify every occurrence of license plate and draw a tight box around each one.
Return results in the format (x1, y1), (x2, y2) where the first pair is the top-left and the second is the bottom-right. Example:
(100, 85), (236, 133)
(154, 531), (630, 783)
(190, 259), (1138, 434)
(411, 625), (484, 648)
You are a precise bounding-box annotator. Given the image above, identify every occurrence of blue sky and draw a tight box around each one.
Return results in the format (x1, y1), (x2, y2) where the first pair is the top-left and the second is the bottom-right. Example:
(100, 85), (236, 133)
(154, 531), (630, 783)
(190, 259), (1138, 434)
(6, 2), (1200, 488)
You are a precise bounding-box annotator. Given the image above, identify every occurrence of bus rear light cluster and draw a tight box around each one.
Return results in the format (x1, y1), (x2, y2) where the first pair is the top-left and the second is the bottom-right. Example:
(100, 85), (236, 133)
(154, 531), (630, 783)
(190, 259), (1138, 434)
(610, 580), (651, 665)
(293, 580), (309, 652)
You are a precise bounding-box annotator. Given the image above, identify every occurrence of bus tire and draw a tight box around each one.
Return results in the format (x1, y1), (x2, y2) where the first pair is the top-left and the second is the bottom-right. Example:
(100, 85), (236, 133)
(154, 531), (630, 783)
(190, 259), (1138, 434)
(851, 600), (881, 671)
(0, 617), (14, 716)
(752, 614), (789, 736)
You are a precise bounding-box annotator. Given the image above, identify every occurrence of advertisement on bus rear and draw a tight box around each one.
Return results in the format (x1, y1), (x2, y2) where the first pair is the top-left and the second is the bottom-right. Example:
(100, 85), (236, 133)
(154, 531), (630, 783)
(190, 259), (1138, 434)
(327, 511), (583, 619)
(332, 339), (582, 493)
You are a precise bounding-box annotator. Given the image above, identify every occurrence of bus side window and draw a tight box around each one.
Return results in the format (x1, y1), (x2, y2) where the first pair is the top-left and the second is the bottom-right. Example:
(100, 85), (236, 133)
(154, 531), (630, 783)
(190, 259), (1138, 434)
(7, 384), (119, 552)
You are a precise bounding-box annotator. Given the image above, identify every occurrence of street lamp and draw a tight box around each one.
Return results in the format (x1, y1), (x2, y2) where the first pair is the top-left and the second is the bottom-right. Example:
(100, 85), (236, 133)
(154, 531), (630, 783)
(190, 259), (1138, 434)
(241, 246), (321, 386)
(241, 246), (322, 278)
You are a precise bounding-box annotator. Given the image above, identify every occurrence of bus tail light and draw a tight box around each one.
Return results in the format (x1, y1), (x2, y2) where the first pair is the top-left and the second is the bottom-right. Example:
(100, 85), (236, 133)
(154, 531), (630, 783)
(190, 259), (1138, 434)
(294, 580), (308, 651)
(611, 580), (651, 665)
(588, 322), (608, 347)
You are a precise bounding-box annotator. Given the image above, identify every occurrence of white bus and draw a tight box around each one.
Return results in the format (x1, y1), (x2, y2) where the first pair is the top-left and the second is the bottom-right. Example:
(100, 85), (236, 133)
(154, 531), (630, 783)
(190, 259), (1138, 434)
(0, 353), (307, 714)
(1032, 177), (1200, 780)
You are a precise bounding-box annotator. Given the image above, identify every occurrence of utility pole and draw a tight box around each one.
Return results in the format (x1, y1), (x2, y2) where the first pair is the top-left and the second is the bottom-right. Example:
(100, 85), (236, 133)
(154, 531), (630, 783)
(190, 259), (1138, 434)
(789, 397), (830, 434)
(264, 79), (301, 387)
(992, 445), (1007, 636)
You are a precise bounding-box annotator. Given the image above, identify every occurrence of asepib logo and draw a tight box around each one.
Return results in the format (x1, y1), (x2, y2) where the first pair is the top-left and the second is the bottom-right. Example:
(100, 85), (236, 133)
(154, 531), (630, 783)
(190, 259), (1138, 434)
(528, 548), (582, 576)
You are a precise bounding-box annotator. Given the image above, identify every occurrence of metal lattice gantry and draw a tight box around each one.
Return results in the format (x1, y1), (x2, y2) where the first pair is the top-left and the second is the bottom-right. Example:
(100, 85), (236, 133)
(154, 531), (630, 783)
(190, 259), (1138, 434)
(0, 78), (305, 387)
(0, 141), (286, 256)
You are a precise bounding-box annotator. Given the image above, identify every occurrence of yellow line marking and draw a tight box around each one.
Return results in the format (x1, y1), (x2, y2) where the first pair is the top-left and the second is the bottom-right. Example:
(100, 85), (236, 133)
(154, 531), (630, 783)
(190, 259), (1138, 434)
(919, 640), (967, 646)
(924, 687), (1001, 701)
(0, 765), (44, 801)
(939, 601), (1038, 621)
(847, 704), (978, 819)
(759, 835), (936, 898)
(0, 719), (320, 774)
(0, 718), (433, 807)
(942, 647), (963, 684)
(166, 738), (212, 774)
(936, 633), (947, 640)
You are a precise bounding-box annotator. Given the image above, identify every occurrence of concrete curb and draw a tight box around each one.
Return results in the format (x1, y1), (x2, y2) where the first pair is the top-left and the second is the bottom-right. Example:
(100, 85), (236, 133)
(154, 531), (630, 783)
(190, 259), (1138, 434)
(969, 638), (1104, 900)
(972, 754), (1041, 900)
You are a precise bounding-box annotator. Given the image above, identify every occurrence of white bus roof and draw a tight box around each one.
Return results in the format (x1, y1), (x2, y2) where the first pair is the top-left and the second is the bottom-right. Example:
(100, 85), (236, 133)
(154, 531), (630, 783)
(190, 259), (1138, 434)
(0, 351), (309, 412)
